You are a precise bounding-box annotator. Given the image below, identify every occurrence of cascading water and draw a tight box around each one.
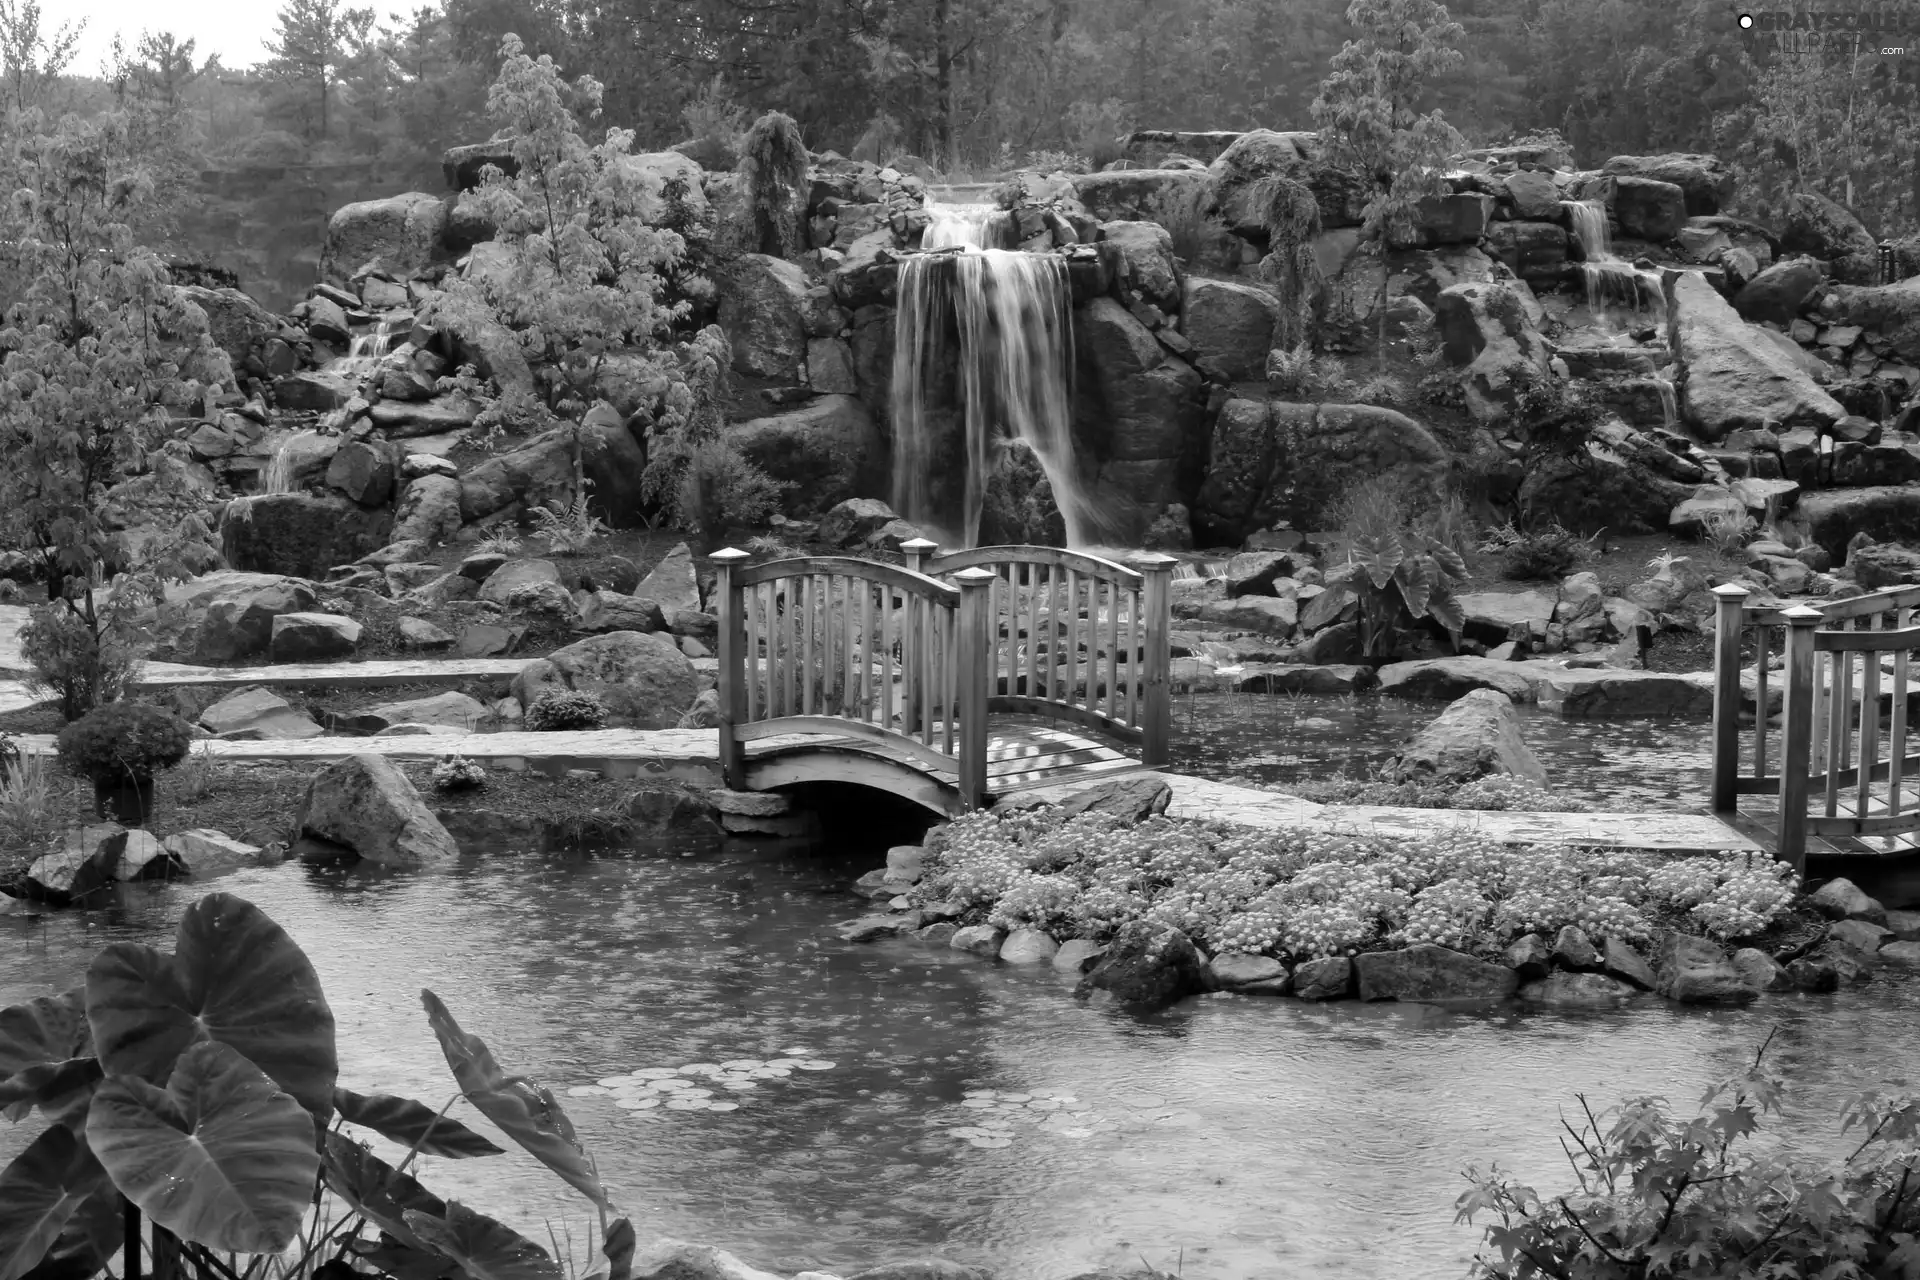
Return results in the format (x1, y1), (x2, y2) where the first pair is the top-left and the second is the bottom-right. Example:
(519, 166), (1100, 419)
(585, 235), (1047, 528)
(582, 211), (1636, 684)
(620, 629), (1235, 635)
(891, 203), (1093, 547)
(1563, 200), (1661, 320)
(260, 428), (322, 495)
(326, 317), (403, 381)
(1651, 376), (1678, 430)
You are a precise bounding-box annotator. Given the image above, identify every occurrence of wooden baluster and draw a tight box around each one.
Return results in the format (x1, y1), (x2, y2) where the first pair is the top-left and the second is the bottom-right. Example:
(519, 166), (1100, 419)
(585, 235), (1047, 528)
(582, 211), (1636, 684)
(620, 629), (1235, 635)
(1124, 584), (1141, 727)
(955, 569), (995, 809)
(1066, 567), (1081, 709)
(778, 579), (793, 718)
(1710, 583), (1750, 813)
(1893, 607), (1911, 818)
(1754, 623), (1771, 782)
(745, 576), (761, 723)
(1841, 618), (1857, 780)
(880, 588), (895, 730)
(803, 574), (818, 717)
(921, 595), (936, 748)
(1779, 606), (1822, 875)
(859, 578), (873, 725)
(1106, 576), (1121, 721)
(1025, 562), (1041, 699)
(1860, 612), (1883, 819)
(711, 548), (749, 787)
(1134, 554), (1175, 768)
(1826, 634), (1849, 817)
(942, 602), (956, 757)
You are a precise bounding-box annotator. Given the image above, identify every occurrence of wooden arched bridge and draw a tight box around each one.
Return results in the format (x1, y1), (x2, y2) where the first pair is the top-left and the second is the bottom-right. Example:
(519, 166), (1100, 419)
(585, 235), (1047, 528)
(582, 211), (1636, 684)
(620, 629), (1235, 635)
(711, 540), (1175, 814)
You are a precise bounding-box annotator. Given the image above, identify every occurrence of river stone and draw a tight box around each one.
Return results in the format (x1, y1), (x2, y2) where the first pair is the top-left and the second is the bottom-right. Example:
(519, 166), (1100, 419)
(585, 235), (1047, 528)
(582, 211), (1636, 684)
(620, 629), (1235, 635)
(884, 844), (924, 882)
(1887, 910), (1920, 941)
(1503, 934), (1551, 981)
(1208, 953), (1287, 988)
(111, 830), (185, 882)
(161, 829), (263, 876)
(479, 558), (565, 607)
(1053, 938), (1107, 974)
(1057, 775), (1172, 823)
(200, 688), (325, 740)
(512, 630), (698, 729)
(999, 928), (1060, 965)
(1075, 920), (1207, 1009)
(1375, 656), (1543, 703)
(1810, 877), (1888, 924)
(295, 754), (459, 866)
(1535, 669), (1713, 719)
(632, 1240), (787, 1280)
(1354, 944), (1519, 1002)
(1667, 270), (1844, 441)
(1731, 947), (1791, 991)
(1829, 918), (1892, 953)
(1387, 688), (1546, 786)
(1805, 939), (1877, 983)
(1785, 953), (1843, 991)
(950, 925), (1006, 956)
(397, 617), (454, 650)
(269, 612), (361, 662)
(1518, 972), (1641, 1007)
(1603, 937), (1658, 990)
(1652, 932), (1758, 1004)
(24, 825), (126, 904)
(1236, 664), (1375, 696)
(1289, 955), (1352, 1000)
(1551, 925), (1601, 971)
(917, 922), (958, 947)
(847, 1264), (991, 1280)
(1880, 940), (1920, 965)
(151, 571), (321, 664)
(839, 915), (909, 943)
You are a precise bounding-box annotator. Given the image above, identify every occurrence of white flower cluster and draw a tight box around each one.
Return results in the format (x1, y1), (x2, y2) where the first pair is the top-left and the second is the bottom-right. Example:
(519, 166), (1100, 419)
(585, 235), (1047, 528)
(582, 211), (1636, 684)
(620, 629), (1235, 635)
(1648, 853), (1800, 939)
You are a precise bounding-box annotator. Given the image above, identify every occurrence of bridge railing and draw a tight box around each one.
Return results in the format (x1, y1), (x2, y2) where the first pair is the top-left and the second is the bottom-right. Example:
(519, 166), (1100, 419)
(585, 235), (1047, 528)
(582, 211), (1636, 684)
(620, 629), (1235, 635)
(905, 541), (1175, 767)
(711, 550), (999, 807)
(1711, 580), (1920, 869)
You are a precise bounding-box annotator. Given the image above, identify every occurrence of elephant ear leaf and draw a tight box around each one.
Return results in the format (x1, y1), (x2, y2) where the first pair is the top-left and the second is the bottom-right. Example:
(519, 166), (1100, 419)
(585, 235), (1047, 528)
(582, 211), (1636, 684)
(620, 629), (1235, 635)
(10, 1184), (120, 1280)
(602, 1218), (635, 1280)
(86, 1041), (320, 1254)
(334, 1088), (505, 1158)
(87, 895), (338, 1126)
(0, 990), (91, 1078)
(0, 1058), (104, 1127)
(320, 1131), (451, 1254)
(0, 1124), (110, 1280)
(405, 1204), (562, 1280)
(420, 991), (607, 1210)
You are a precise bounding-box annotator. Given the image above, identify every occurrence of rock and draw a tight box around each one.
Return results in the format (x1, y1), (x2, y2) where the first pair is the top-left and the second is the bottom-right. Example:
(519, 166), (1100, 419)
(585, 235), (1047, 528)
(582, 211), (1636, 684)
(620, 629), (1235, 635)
(1223, 551), (1294, 597)
(1518, 972), (1641, 1007)
(321, 192), (447, 285)
(1811, 877), (1889, 924)
(635, 543), (701, 615)
(1887, 909), (1920, 941)
(1730, 947), (1790, 991)
(1536, 669), (1714, 719)
(1291, 955), (1352, 1000)
(199, 688), (324, 739)
(1375, 656), (1543, 704)
(1397, 192), (1494, 248)
(1652, 932), (1758, 1004)
(1804, 939), (1877, 984)
(1609, 176), (1687, 242)
(1821, 276), (1920, 365)
(1784, 953), (1843, 991)
(1551, 925), (1601, 970)
(631, 1239), (787, 1280)
(390, 475), (464, 546)
(1235, 664), (1375, 696)
(456, 429), (576, 524)
(817, 498), (901, 550)
(479, 558), (565, 608)
(999, 929), (1060, 965)
(1056, 775), (1172, 823)
(25, 825), (126, 904)
(1603, 937), (1658, 990)
(1734, 258), (1826, 326)
(511, 631), (698, 729)
(268, 612), (361, 662)
(1434, 281), (1551, 424)
(839, 915), (909, 943)
(1484, 220), (1569, 287)
(364, 691), (491, 732)
(1780, 190), (1876, 264)
(845, 1262), (988, 1280)
(1208, 953), (1287, 989)
(1669, 485), (1749, 537)
(1601, 154), (1735, 216)
(396, 617), (454, 650)
(579, 591), (667, 634)
(224, 492), (392, 580)
(1053, 938), (1107, 974)
(1387, 689), (1547, 787)
(950, 925), (1006, 956)
(718, 254), (809, 377)
(1502, 170), (1563, 219)
(1075, 920), (1207, 1009)
(152, 572), (319, 664)
(1880, 940), (1920, 966)
(110, 830), (184, 882)
(1667, 271), (1844, 441)
(676, 688), (722, 728)
(1181, 278), (1280, 382)
(1796, 487), (1920, 562)
(1504, 934), (1551, 981)
(1353, 944), (1519, 1002)
(727, 395), (886, 518)
(1193, 400), (1449, 542)
(1101, 220), (1180, 312)
(1206, 129), (1363, 235)
(1072, 297), (1205, 539)
(274, 370), (354, 412)
(368, 397), (479, 437)
(1829, 918), (1892, 953)
(1455, 590), (1555, 645)
(161, 829), (263, 876)
(295, 754), (459, 866)
(1197, 596), (1297, 635)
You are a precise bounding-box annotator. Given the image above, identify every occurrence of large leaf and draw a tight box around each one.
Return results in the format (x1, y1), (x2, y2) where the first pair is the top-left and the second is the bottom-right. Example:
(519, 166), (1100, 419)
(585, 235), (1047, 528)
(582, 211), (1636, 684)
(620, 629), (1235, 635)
(86, 1040), (320, 1254)
(420, 992), (606, 1210)
(1393, 556), (1436, 623)
(87, 894), (338, 1123)
(405, 1204), (561, 1280)
(1349, 531), (1405, 590)
(0, 1125), (110, 1280)
(1427, 584), (1467, 640)
(14, 1187), (119, 1280)
(320, 1131), (450, 1253)
(602, 1219), (634, 1280)
(334, 1088), (504, 1158)
(0, 991), (92, 1077)
(0, 1058), (104, 1127)
(347, 1241), (460, 1280)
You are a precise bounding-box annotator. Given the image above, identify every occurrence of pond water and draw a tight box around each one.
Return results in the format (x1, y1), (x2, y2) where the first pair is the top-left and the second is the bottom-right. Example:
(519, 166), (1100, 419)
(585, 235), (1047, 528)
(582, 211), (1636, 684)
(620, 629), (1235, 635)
(3, 838), (1917, 1280)
(1171, 691), (1714, 811)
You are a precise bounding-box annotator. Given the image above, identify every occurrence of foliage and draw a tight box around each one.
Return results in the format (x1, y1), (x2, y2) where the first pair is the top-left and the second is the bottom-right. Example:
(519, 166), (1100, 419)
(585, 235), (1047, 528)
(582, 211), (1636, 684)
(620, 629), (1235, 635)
(432, 753), (488, 791)
(1459, 1047), (1920, 1279)
(0, 0), (81, 115)
(473, 530), (523, 557)
(1294, 770), (1563, 812)
(1266, 342), (1353, 400)
(1483, 521), (1595, 581)
(1514, 377), (1608, 476)
(0, 747), (58, 861)
(736, 110), (809, 258)
(666, 438), (790, 543)
(1247, 174), (1324, 350)
(54, 701), (193, 783)
(172, 740), (221, 803)
(18, 600), (146, 722)
(523, 690), (609, 731)
(1335, 478), (1469, 661)
(1699, 507), (1758, 557)
(0, 891), (629, 1280)
(529, 484), (612, 554)
(262, 0), (375, 141)
(678, 74), (748, 168)
(915, 809), (1801, 962)
(639, 326), (787, 544)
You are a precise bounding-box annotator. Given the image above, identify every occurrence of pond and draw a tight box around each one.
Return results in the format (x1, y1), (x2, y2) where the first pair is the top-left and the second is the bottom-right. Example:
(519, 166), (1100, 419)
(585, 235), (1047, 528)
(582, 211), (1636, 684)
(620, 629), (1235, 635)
(3, 837), (1916, 1280)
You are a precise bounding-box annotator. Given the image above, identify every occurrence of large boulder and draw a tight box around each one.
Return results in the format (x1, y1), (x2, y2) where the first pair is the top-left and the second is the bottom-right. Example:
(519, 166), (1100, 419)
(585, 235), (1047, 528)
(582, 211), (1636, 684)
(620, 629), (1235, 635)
(612, 150), (711, 224)
(1795, 487), (1920, 561)
(390, 475), (464, 545)
(269, 612), (362, 662)
(458, 429), (576, 523)
(295, 754), (460, 866)
(1780, 190), (1876, 264)
(1100, 220), (1181, 312)
(1073, 920), (1208, 1010)
(1433, 281), (1551, 423)
(511, 631), (699, 729)
(725, 395), (886, 517)
(325, 441), (396, 507)
(183, 286), (289, 369)
(479, 558), (566, 608)
(274, 371), (353, 412)
(718, 254), (810, 378)
(1600, 154), (1735, 216)
(321, 192), (447, 285)
(1820, 276), (1920, 364)
(635, 542), (701, 615)
(223, 493), (392, 579)
(199, 688), (325, 739)
(1070, 169), (1213, 226)
(1194, 400), (1449, 543)
(1652, 932), (1759, 1004)
(1387, 689), (1548, 787)
(1392, 193), (1494, 248)
(1608, 176), (1687, 242)
(152, 571), (319, 663)
(579, 402), (650, 526)
(1205, 130), (1368, 238)
(1073, 298), (1206, 539)
(1483, 221), (1569, 288)
(1734, 257), (1826, 326)
(1665, 270), (1844, 441)
(1181, 278), (1281, 381)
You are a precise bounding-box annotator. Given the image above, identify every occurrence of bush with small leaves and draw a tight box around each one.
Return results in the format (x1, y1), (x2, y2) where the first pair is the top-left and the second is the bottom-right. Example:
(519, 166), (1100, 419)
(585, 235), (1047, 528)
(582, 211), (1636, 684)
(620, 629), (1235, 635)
(523, 690), (610, 731)
(55, 701), (194, 783)
(432, 754), (488, 792)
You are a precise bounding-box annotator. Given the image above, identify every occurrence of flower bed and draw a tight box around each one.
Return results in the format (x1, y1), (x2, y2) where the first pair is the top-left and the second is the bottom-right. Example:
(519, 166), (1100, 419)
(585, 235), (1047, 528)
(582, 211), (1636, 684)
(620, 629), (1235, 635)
(910, 809), (1801, 963)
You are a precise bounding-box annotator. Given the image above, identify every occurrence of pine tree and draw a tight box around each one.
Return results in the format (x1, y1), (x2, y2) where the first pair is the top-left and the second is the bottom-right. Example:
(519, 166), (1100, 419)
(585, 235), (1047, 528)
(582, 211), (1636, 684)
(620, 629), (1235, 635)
(265, 0), (371, 140)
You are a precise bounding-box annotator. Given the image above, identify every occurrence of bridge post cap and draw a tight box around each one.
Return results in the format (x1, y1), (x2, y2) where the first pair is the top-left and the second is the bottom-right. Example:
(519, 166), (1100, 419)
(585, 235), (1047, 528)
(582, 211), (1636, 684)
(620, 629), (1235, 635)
(1710, 582), (1752, 598)
(708, 547), (751, 564)
(1128, 552), (1180, 568)
(898, 537), (939, 553)
(952, 566), (997, 585)
(1783, 604), (1825, 623)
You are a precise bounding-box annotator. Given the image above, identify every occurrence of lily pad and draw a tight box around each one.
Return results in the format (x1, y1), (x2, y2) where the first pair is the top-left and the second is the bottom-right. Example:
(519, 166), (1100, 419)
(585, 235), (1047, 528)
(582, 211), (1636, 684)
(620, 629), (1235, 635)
(998, 1092), (1031, 1103)
(962, 1090), (997, 1099)
(718, 1060), (763, 1071)
(960, 1097), (995, 1108)
(721, 1080), (758, 1091)
(594, 1077), (631, 1088)
(748, 1068), (790, 1079)
(678, 1063), (720, 1074)
(1026, 1098), (1062, 1111)
(706, 1102), (739, 1112)
(567, 1086), (610, 1098)
(663, 1099), (707, 1111)
(613, 1098), (658, 1110)
(633, 1068), (680, 1079)
(794, 1060), (836, 1071)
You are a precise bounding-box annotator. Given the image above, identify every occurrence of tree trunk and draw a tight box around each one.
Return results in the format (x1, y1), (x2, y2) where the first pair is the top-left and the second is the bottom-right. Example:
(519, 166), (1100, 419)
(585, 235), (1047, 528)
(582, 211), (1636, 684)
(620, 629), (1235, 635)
(933, 0), (954, 168)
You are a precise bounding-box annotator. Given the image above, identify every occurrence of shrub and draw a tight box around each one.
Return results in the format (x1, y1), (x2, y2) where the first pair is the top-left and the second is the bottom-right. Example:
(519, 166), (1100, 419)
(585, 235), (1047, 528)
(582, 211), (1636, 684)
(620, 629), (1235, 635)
(1265, 341), (1353, 400)
(432, 753), (489, 791)
(473, 530), (524, 557)
(1700, 506), (1758, 556)
(1485, 521), (1594, 581)
(55, 700), (194, 783)
(524, 690), (609, 731)
(19, 600), (145, 722)
(737, 110), (809, 258)
(530, 486), (611, 555)
(0, 748), (58, 859)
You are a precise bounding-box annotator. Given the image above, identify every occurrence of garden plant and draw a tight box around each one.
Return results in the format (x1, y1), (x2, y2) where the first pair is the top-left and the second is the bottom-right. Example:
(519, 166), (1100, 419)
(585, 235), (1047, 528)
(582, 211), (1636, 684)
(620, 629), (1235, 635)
(53, 702), (196, 826)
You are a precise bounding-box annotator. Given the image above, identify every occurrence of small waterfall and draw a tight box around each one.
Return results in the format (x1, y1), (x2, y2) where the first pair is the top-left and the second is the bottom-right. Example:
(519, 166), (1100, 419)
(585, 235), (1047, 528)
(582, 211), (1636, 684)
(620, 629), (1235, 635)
(891, 208), (1092, 548)
(1563, 199), (1660, 319)
(326, 317), (404, 381)
(1652, 376), (1678, 429)
(260, 428), (321, 495)
(922, 203), (1016, 251)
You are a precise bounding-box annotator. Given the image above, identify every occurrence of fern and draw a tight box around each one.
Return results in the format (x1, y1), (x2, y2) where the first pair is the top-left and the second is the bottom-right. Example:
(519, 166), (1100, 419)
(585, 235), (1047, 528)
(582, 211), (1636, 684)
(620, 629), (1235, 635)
(473, 531), (523, 557)
(530, 482), (611, 555)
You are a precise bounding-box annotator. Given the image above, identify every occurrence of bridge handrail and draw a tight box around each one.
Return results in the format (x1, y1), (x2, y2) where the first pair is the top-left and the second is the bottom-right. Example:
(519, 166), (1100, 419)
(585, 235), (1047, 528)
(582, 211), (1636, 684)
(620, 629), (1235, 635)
(902, 540), (1173, 766)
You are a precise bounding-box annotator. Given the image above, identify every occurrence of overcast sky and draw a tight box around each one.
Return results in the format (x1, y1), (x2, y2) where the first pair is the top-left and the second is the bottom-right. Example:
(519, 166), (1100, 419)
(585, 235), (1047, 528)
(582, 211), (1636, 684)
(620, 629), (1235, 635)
(60, 0), (406, 75)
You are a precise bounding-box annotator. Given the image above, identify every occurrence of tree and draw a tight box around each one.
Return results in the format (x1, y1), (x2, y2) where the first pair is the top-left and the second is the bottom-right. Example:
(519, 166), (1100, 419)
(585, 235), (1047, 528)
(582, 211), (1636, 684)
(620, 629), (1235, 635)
(104, 31), (208, 240)
(0, 110), (228, 717)
(1311, 0), (1467, 366)
(264, 0), (373, 140)
(736, 110), (809, 258)
(0, 0), (82, 115)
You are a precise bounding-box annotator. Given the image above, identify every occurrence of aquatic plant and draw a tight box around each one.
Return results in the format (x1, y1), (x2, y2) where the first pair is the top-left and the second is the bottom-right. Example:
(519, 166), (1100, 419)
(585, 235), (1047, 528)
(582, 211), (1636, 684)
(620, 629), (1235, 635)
(524, 690), (610, 731)
(1335, 477), (1468, 661)
(1459, 1041), (1920, 1278)
(0, 892), (630, 1280)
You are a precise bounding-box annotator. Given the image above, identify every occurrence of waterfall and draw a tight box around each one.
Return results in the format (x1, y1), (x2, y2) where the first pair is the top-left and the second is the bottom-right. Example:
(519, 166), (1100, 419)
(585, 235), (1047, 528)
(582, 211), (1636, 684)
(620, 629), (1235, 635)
(260, 428), (321, 495)
(1562, 199), (1660, 319)
(922, 203), (1016, 251)
(891, 204), (1091, 547)
(325, 317), (404, 381)
(1652, 376), (1678, 430)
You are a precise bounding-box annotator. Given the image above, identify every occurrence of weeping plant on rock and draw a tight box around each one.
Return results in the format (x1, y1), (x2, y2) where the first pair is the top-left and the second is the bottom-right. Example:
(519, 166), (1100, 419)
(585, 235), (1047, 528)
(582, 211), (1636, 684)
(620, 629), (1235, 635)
(1250, 174), (1325, 351)
(736, 110), (809, 259)
(0, 892), (632, 1280)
